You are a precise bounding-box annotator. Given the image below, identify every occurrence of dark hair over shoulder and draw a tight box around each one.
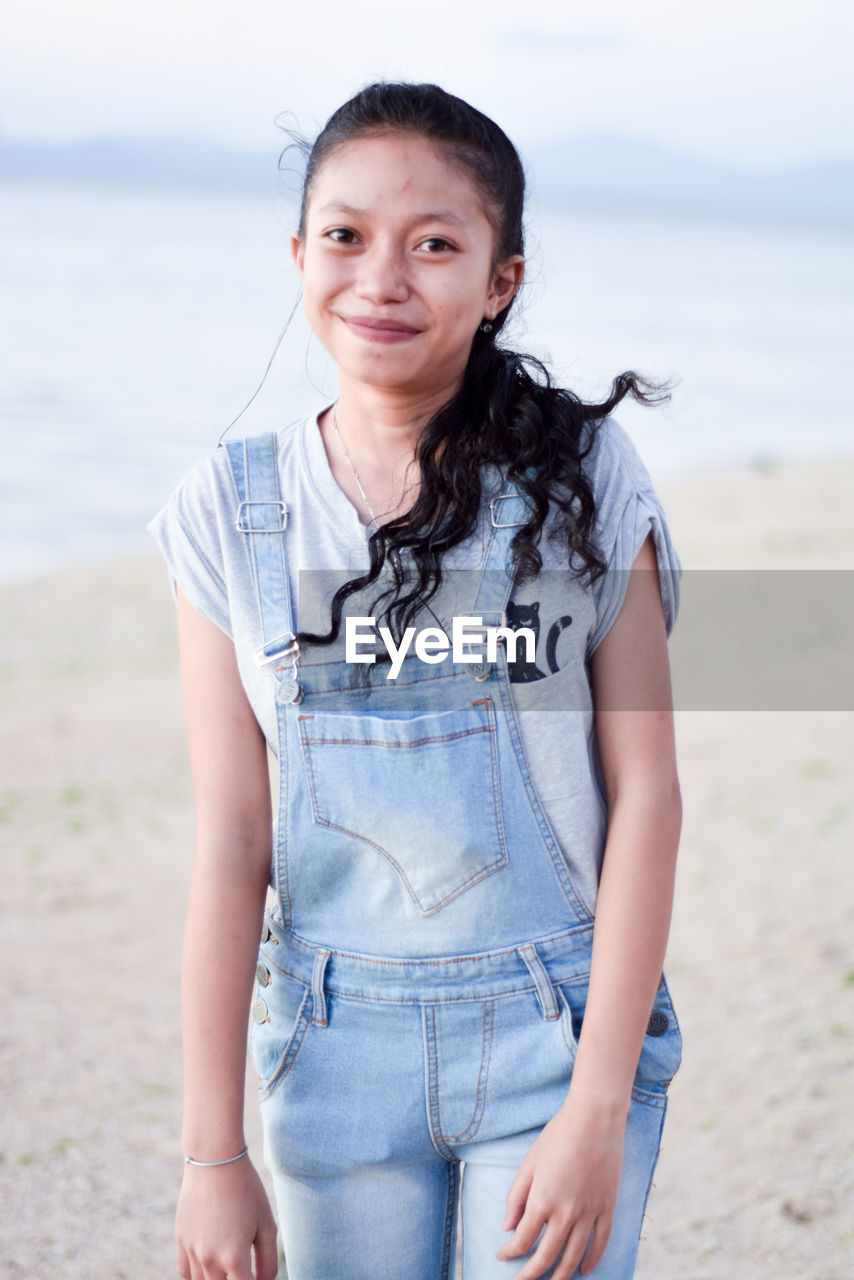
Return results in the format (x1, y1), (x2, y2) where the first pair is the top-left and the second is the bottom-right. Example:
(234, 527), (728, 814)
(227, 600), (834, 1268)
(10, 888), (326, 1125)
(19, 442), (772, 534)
(290, 82), (668, 647)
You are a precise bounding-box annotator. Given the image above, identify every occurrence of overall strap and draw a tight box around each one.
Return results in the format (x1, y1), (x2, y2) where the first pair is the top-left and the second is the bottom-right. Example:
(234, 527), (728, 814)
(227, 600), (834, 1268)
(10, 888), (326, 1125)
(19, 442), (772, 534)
(470, 478), (533, 626)
(224, 434), (302, 703)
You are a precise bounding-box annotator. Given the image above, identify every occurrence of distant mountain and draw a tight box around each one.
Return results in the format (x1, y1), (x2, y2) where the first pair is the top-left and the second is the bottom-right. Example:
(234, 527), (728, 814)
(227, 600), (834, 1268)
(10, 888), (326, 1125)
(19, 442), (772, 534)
(528, 136), (853, 225)
(0, 136), (283, 194)
(1, 134), (851, 224)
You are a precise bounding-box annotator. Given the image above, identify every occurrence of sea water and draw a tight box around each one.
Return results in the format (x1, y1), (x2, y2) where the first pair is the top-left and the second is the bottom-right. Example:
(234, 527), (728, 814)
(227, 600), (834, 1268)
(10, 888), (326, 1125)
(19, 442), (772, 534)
(1, 179), (851, 580)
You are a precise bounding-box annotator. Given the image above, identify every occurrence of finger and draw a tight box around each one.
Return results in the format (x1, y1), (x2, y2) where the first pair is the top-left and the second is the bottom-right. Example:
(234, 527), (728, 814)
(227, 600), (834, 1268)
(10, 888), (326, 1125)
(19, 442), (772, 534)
(208, 1249), (251, 1280)
(218, 1262), (250, 1280)
(191, 1251), (226, 1280)
(514, 1220), (571, 1280)
(502, 1166), (534, 1231)
(186, 1253), (206, 1280)
(217, 1258), (250, 1280)
(579, 1213), (613, 1276)
(550, 1221), (596, 1280)
(176, 1242), (192, 1280)
(201, 1262), (228, 1280)
(496, 1199), (547, 1260)
(253, 1220), (281, 1280)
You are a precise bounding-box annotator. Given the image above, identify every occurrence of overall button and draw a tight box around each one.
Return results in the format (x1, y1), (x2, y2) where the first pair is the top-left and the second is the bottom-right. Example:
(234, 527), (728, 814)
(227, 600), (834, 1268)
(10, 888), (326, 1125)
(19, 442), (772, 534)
(256, 963), (271, 986)
(260, 920), (271, 944)
(276, 676), (303, 705)
(252, 998), (269, 1024)
(646, 1009), (669, 1037)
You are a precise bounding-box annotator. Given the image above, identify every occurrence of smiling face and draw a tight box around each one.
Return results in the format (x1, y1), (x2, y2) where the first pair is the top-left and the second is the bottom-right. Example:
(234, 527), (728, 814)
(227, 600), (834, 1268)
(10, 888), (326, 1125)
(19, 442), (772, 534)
(292, 131), (523, 406)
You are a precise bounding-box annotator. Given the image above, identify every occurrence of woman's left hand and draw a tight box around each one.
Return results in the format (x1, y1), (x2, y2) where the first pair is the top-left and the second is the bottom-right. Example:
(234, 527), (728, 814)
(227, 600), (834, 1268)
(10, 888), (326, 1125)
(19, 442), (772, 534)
(496, 1093), (626, 1278)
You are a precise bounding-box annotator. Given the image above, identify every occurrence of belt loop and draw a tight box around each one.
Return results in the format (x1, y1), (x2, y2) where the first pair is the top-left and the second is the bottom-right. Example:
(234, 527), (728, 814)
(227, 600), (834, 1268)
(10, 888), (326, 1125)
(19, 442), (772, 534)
(517, 944), (560, 1021)
(311, 948), (331, 1027)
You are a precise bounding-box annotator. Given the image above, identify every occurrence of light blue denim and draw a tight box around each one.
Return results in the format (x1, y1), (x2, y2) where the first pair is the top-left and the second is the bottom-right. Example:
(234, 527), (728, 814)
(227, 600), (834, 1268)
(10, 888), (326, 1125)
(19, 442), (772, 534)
(229, 435), (683, 1280)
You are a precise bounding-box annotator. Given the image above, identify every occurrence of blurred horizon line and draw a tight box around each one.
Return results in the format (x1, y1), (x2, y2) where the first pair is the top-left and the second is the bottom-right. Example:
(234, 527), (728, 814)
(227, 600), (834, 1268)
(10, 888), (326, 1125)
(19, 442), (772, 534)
(1, 133), (852, 226)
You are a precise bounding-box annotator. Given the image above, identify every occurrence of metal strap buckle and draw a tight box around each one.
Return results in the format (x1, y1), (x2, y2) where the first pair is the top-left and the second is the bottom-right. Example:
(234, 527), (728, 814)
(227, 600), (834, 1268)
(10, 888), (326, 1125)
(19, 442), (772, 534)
(473, 609), (508, 632)
(254, 632), (300, 669)
(236, 501), (288, 533)
(460, 614), (508, 650)
(489, 495), (528, 528)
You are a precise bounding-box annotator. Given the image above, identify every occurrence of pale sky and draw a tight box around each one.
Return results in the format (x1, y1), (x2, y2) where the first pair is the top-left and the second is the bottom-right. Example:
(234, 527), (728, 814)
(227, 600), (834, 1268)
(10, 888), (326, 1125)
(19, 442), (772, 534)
(2, 0), (852, 169)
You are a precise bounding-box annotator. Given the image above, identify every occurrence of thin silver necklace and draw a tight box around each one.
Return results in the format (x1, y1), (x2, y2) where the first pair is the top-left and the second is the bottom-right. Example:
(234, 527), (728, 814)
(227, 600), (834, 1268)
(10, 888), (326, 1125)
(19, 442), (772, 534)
(331, 405), (381, 530)
(330, 405), (451, 636)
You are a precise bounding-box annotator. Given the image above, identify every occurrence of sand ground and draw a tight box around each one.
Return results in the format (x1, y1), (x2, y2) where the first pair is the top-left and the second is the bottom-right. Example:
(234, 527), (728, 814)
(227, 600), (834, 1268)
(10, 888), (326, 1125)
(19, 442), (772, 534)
(1, 457), (852, 1279)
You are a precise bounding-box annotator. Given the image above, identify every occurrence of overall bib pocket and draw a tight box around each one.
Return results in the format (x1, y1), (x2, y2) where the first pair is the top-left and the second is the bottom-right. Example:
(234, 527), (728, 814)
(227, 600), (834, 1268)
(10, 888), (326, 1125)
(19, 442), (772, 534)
(297, 697), (507, 915)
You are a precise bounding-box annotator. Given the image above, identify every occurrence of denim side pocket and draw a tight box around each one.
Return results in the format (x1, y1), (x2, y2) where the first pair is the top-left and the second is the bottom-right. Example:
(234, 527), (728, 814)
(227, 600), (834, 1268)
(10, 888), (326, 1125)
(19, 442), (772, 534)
(633, 974), (683, 1099)
(248, 952), (313, 1100)
(557, 987), (580, 1061)
(557, 975), (588, 1060)
(558, 972), (683, 1103)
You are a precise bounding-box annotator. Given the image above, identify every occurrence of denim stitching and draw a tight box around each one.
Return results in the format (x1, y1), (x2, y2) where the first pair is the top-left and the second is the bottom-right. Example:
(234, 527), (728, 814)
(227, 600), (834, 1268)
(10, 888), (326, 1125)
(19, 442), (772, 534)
(630, 1083), (668, 1110)
(264, 951), (578, 1006)
(423, 1005), (456, 1160)
(493, 659), (595, 924)
(295, 663), (467, 689)
(262, 925), (593, 979)
(434, 999), (495, 1145)
(258, 987), (313, 1101)
(310, 949), (331, 1027)
(296, 702), (508, 916)
(473, 698), (507, 847)
(557, 988), (579, 1057)
(517, 943), (561, 1021)
(299, 726), (494, 748)
(293, 814), (506, 917)
(276, 708), (293, 923)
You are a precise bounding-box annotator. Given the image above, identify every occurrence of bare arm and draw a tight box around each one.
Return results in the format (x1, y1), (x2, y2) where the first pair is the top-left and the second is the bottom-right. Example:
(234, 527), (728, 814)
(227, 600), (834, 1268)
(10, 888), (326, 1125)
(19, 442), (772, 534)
(568, 531), (681, 1115)
(497, 533), (682, 1279)
(173, 588), (279, 1280)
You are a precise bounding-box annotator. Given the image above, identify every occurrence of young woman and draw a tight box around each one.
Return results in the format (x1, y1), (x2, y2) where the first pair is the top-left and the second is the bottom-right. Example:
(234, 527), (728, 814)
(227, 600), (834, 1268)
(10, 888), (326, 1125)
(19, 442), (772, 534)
(149, 82), (683, 1280)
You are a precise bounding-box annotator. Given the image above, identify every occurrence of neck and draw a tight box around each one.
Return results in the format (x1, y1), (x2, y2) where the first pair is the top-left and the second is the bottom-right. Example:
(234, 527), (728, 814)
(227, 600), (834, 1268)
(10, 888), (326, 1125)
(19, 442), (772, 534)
(318, 376), (462, 527)
(332, 376), (461, 455)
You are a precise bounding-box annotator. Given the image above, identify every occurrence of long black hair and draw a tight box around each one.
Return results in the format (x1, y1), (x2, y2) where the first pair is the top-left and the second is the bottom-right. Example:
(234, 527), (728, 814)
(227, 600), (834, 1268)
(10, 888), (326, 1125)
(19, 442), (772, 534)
(291, 82), (667, 648)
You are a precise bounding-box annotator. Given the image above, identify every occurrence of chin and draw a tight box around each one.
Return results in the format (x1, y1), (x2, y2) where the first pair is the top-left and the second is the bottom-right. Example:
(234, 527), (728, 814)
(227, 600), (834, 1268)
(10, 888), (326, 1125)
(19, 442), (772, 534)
(341, 355), (429, 395)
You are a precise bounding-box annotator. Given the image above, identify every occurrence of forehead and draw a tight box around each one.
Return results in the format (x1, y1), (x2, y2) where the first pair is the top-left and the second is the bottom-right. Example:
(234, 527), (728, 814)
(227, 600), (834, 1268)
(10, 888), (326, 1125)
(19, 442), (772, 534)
(305, 132), (492, 226)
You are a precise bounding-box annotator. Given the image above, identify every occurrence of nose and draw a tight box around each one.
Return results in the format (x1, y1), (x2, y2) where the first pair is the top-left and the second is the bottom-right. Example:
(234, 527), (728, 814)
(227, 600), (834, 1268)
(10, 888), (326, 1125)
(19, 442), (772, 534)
(355, 238), (410, 304)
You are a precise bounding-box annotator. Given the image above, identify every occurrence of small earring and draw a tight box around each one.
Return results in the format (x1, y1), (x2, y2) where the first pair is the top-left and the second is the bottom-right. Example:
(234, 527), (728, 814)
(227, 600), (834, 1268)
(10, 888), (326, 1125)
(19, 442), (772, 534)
(480, 319), (493, 333)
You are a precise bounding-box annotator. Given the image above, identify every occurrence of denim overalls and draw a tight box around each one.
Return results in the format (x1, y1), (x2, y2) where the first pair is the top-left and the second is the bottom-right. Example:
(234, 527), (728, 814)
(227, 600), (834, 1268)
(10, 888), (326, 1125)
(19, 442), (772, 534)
(227, 434), (682, 1280)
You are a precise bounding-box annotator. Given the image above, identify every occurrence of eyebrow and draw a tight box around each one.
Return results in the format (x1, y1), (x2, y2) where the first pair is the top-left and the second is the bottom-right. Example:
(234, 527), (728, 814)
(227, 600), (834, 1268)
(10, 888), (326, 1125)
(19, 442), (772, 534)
(315, 202), (470, 227)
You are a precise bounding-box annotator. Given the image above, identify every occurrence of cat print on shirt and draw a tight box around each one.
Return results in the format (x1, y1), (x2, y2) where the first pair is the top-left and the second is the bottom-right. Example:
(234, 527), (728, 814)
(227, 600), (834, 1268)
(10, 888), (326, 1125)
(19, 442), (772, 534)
(505, 601), (573, 683)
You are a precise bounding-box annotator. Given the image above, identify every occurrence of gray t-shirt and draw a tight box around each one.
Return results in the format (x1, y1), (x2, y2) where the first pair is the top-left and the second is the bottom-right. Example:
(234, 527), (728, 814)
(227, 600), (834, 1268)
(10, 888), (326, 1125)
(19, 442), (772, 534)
(148, 409), (680, 914)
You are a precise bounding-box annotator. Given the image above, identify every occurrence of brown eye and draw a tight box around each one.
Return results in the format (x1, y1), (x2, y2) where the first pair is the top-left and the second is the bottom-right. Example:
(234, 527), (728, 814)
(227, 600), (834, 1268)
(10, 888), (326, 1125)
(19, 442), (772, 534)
(417, 237), (455, 253)
(326, 227), (358, 244)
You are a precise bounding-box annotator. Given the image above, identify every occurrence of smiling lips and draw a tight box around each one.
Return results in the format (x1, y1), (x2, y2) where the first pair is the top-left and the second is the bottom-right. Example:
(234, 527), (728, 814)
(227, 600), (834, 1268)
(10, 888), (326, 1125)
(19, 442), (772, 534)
(341, 315), (421, 343)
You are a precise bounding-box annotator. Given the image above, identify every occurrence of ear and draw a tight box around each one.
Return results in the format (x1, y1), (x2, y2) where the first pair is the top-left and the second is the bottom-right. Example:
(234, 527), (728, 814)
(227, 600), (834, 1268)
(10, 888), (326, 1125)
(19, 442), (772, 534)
(290, 233), (305, 278)
(488, 254), (525, 317)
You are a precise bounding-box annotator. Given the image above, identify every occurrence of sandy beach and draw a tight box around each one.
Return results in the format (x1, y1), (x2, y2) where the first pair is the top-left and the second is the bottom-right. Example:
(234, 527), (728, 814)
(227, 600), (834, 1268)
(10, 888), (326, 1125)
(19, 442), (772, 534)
(2, 456), (853, 1279)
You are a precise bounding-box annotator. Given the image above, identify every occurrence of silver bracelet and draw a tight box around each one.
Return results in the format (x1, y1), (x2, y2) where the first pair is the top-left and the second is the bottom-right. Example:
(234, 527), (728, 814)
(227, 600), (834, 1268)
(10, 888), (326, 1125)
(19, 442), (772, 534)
(184, 1143), (249, 1167)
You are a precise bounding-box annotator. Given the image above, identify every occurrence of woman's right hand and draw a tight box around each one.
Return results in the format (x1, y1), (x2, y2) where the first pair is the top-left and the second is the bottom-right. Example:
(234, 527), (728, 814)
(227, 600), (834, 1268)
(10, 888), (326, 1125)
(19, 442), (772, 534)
(176, 1156), (279, 1280)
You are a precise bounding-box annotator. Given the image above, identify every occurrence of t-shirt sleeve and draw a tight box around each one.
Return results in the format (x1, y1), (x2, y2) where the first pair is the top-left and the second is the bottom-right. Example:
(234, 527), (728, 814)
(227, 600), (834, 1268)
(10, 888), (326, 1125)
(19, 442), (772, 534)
(146, 451), (234, 638)
(586, 417), (681, 656)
